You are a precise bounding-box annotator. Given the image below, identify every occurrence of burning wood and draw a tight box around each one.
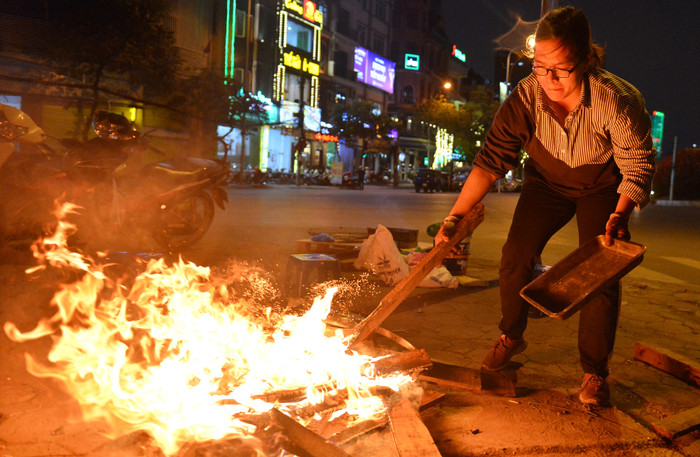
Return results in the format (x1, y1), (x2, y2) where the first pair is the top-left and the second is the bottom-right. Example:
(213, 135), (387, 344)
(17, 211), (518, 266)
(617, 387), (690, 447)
(270, 408), (353, 457)
(388, 397), (443, 457)
(3, 204), (442, 456)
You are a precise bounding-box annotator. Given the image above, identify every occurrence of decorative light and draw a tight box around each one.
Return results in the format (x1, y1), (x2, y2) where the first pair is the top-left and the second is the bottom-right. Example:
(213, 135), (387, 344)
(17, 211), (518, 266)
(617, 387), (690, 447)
(433, 128), (454, 169)
(224, 0), (237, 79)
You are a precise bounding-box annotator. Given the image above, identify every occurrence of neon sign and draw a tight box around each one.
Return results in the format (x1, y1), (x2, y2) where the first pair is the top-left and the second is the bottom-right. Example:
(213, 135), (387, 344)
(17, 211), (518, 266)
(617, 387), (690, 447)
(283, 50), (320, 76)
(452, 45), (466, 63)
(404, 53), (420, 70)
(314, 133), (339, 142)
(285, 0), (323, 25)
(353, 46), (395, 94)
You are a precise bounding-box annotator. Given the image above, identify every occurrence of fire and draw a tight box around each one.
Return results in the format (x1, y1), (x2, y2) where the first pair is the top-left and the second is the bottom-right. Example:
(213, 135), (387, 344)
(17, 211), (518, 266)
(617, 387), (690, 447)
(4, 203), (413, 455)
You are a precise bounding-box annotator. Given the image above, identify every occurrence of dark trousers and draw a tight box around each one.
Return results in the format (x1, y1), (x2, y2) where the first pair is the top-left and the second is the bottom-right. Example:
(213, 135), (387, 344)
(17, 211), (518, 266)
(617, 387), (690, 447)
(498, 180), (620, 376)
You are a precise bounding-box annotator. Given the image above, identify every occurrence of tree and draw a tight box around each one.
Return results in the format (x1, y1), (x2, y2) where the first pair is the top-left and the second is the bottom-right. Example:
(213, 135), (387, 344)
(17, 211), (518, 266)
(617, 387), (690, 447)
(330, 100), (398, 154)
(416, 87), (499, 165)
(33, 0), (181, 139)
(174, 69), (269, 166)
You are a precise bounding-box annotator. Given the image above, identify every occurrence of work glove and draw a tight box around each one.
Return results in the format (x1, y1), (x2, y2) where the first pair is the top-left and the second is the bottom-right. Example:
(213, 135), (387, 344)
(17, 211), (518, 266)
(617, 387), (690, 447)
(604, 212), (630, 246)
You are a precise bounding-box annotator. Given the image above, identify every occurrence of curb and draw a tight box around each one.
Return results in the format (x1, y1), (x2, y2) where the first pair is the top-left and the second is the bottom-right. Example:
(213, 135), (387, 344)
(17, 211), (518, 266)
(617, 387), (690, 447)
(652, 199), (700, 207)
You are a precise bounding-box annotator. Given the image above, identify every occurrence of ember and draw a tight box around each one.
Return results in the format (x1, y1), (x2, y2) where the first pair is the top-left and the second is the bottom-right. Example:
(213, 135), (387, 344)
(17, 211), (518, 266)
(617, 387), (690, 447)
(4, 203), (415, 456)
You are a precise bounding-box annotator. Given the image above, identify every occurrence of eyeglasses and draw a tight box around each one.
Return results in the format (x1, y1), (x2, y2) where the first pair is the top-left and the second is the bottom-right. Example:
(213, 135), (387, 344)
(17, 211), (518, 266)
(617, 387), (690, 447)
(531, 61), (580, 78)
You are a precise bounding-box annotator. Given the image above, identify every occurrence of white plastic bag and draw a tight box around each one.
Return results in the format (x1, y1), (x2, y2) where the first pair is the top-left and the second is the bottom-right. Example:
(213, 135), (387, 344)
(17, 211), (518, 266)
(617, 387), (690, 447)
(354, 225), (409, 286)
(418, 265), (459, 289)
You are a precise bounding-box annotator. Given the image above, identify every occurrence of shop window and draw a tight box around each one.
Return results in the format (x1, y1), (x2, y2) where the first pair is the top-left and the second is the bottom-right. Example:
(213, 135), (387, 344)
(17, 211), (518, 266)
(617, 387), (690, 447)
(286, 18), (313, 53)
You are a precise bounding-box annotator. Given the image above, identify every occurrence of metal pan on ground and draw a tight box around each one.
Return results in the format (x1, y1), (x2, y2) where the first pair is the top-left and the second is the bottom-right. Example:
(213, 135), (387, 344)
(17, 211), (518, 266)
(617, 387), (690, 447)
(520, 235), (646, 320)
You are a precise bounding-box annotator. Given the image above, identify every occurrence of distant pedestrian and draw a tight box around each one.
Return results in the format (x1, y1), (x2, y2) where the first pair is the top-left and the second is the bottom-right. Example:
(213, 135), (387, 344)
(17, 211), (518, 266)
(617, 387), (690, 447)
(357, 167), (365, 190)
(436, 7), (655, 406)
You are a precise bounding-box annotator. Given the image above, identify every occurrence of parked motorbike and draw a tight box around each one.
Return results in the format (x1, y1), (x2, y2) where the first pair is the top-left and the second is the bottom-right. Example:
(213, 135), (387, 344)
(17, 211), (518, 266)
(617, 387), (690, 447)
(0, 104), (67, 251)
(0, 106), (228, 253)
(341, 171), (361, 189)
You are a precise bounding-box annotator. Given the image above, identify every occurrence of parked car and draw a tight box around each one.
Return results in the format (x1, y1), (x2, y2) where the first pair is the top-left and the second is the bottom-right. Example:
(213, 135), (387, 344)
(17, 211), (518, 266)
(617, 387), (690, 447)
(413, 168), (446, 192)
(450, 166), (472, 192)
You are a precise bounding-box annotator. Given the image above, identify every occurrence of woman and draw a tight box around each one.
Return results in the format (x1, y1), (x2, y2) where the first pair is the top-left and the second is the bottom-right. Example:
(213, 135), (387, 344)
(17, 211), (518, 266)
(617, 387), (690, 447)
(436, 7), (655, 406)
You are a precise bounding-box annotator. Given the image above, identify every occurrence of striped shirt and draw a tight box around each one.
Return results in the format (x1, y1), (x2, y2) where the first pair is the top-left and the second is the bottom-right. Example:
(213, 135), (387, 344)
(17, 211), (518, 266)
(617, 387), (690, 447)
(474, 68), (656, 208)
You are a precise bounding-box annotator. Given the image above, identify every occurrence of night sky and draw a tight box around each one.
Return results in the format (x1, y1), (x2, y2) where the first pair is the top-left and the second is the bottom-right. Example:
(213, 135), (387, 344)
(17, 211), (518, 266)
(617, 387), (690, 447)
(441, 0), (699, 153)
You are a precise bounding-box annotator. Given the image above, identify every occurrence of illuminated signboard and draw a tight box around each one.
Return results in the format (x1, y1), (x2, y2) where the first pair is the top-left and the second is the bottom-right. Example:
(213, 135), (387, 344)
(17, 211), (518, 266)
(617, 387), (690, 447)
(279, 100), (321, 132)
(451, 45), (466, 63)
(283, 50), (320, 76)
(404, 53), (420, 70)
(285, 0), (323, 25)
(651, 110), (664, 153)
(353, 46), (395, 94)
(314, 133), (339, 142)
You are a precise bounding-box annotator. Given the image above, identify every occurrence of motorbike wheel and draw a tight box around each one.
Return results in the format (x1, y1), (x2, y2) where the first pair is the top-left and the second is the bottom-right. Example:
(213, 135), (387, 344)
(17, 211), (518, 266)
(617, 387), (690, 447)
(152, 191), (215, 251)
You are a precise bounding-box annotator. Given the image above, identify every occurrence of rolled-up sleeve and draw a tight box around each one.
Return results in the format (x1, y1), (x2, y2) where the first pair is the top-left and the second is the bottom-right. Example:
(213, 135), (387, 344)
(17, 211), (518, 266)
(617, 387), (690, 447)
(610, 94), (656, 209)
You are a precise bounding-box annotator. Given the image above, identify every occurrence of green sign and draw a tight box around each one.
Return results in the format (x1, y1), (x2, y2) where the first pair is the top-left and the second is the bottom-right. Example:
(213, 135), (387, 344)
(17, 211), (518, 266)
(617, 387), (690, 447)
(404, 53), (420, 70)
(451, 45), (466, 63)
(651, 110), (664, 154)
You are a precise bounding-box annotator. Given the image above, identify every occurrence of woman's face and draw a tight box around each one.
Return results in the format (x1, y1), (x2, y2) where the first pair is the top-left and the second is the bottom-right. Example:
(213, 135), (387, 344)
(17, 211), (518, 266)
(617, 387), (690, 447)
(533, 37), (586, 109)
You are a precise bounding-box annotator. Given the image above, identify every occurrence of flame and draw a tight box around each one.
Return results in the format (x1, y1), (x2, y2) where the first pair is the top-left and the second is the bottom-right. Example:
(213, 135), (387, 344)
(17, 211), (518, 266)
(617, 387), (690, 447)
(4, 203), (413, 455)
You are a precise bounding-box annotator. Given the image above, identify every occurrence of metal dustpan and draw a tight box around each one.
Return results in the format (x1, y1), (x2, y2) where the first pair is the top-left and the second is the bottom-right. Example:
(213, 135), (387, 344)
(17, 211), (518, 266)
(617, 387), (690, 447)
(520, 235), (646, 320)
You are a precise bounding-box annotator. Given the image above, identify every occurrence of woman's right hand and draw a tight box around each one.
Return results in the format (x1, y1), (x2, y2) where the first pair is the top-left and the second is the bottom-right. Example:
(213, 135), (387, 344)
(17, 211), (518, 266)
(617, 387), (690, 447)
(435, 215), (461, 246)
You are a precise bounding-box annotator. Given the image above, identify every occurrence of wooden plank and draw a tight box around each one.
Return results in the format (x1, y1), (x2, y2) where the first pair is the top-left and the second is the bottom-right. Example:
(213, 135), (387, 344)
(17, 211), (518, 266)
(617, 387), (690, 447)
(419, 390), (446, 411)
(347, 204), (484, 349)
(418, 361), (519, 397)
(418, 361), (481, 393)
(633, 342), (700, 388)
(388, 396), (443, 457)
(270, 408), (352, 457)
(680, 439), (700, 457)
(373, 349), (433, 374)
(325, 391), (445, 445)
(650, 405), (700, 440)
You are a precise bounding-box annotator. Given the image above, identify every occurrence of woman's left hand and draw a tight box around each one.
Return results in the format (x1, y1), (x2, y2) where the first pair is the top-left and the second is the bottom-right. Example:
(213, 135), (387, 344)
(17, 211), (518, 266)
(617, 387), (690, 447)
(604, 212), (630, 246)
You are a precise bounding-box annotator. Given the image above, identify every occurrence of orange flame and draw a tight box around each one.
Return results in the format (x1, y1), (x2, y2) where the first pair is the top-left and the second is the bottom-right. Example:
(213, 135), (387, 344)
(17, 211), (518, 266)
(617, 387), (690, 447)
(4, 203), (413, 455)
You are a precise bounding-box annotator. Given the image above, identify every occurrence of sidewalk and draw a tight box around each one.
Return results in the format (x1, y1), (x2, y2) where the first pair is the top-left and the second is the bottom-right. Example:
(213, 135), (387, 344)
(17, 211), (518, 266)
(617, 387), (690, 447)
(344, 256), (700, 456)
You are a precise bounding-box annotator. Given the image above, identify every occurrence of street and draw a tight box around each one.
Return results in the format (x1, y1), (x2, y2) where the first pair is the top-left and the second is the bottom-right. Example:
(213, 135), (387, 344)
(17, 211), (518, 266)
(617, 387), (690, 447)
(186, 184), (700, 286)
(1, 183), (699, 457)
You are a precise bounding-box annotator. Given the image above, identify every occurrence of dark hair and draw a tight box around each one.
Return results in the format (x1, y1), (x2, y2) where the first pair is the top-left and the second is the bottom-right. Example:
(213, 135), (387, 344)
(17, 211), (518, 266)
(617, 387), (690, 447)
(536, 7), (605, 68)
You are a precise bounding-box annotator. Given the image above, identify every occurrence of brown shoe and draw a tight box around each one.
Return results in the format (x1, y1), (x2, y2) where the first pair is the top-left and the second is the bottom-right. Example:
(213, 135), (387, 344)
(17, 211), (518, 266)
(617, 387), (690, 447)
(579, 373), (610, 406)
(481, 334), (527, 371)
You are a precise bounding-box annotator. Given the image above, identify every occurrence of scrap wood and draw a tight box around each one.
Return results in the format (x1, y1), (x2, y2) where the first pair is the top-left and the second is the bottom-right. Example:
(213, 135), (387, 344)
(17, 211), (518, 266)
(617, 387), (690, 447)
(633, 342), (700, 388)
(374, 349), (433, 374)
(388, 396), (443, 457)
(347, 203), (484, 349)
(680, 439), (700, 457)
(418, 360), (481, 393)
(270, 408), (352, 457)
(650, 405), (700, 440)
(327, 390), (446, 445)
(418, 360), (519, 397)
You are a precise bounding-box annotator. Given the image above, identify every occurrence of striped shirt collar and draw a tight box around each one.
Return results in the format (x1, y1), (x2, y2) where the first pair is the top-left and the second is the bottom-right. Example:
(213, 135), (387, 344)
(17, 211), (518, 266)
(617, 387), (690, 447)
(535, 71), (594, 114)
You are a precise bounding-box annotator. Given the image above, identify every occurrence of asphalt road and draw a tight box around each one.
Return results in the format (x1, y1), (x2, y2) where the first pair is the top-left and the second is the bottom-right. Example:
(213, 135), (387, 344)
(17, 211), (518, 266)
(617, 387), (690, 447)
(184, 184), (700, 287)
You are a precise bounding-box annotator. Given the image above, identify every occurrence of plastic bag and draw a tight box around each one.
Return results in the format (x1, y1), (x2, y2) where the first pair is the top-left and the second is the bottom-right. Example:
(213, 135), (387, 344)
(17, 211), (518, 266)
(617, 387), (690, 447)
(418, 265), (459, 289)
(354, 225), (409, 285)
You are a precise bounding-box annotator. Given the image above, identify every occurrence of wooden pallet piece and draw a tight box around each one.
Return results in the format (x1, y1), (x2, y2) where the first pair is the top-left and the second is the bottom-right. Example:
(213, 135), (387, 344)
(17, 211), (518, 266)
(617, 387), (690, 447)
(633, 342), (700, 388)
(388, 396), (443, 457)
(347, 204), (484, 349)
(680, 439), (700, 457)
(270, 408), (352, 457)
(650, 405), (700, 440)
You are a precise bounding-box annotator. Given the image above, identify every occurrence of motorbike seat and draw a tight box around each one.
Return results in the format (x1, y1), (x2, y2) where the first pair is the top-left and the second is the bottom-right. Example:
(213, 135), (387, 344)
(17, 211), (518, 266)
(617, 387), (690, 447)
(145, 162), (209, 183)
